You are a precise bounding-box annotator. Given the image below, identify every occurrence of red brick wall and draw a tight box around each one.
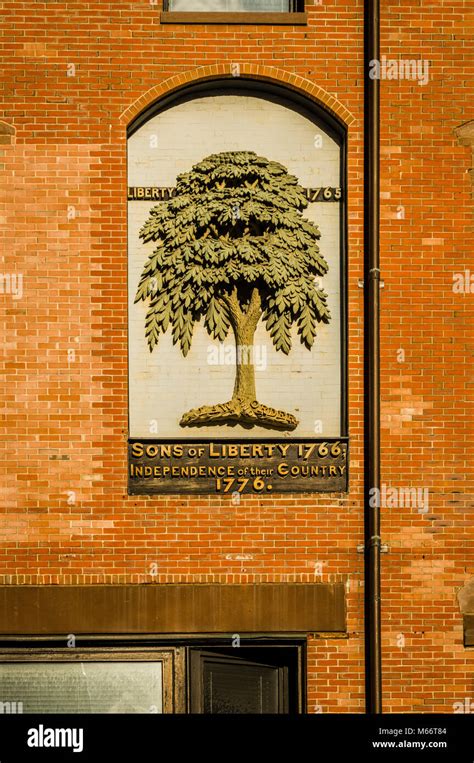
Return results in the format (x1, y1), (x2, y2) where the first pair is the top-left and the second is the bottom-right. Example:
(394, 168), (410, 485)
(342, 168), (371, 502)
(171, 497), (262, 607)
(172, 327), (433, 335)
(379, 0), (474, 712)
(0, 0), (472, 713)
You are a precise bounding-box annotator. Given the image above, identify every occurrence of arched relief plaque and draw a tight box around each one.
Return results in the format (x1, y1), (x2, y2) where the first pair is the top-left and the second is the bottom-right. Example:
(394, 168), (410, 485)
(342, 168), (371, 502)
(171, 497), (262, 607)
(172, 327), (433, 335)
(127, 82), (348, 494)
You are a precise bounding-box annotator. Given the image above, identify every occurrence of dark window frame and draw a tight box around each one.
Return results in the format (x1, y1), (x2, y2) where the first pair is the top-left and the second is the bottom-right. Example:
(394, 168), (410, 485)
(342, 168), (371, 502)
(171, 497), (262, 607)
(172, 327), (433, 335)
(161, 0), (307, 25)
(0, 647), (181, 714)
(0, 636), (306, 714)
(188, 645), (304, 713)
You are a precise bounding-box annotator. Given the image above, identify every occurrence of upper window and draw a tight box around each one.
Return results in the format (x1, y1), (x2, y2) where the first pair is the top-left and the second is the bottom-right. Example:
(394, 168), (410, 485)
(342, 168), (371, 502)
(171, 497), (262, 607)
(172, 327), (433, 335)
(161, 1), (306, 23)
(167, 1), (296, 9)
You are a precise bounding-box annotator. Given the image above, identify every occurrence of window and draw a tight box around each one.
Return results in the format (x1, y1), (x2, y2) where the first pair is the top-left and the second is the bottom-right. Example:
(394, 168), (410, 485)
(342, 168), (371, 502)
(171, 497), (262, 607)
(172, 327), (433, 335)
(161, 1), (307, 20)
(168, 1), (295, 10)
(0, 641), (304, 714)
(0, 650), (176, 713)
(189, 648), (300, 713)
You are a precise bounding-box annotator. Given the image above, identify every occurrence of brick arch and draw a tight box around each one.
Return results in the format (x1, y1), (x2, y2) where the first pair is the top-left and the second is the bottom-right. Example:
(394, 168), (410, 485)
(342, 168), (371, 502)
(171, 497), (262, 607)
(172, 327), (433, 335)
(119, 64), (355, 128)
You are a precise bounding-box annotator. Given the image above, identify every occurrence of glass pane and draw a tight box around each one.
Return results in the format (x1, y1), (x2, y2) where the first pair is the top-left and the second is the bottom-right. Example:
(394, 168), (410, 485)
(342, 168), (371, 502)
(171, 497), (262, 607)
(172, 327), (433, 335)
(169, 1), (290, 11)
(203, 660), (279, 713)
(0, 662), (163, 714)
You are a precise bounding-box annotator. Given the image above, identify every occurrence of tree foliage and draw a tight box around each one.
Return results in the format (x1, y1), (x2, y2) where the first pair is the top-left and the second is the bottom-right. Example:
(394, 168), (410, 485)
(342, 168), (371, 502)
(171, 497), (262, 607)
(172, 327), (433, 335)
(135, 151), (331, 356)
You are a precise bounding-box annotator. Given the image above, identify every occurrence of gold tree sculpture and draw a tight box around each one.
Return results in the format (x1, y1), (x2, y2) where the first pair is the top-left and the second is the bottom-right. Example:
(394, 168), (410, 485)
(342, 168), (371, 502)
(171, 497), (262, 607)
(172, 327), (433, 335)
(135, 151), (331, 431)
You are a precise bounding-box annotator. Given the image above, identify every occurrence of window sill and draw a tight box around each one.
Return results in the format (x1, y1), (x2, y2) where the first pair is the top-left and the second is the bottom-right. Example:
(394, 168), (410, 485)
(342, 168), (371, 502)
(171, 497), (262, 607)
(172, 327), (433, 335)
(160, 12), (307, 25)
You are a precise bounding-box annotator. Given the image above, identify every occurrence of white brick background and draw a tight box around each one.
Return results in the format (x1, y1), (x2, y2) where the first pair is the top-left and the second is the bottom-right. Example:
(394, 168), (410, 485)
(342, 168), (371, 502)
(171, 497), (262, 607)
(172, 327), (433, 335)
(128, 94), (342, 438)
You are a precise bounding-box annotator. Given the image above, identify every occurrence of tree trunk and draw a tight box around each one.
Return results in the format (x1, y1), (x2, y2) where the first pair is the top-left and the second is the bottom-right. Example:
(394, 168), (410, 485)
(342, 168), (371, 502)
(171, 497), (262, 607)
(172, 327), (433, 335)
(179, 286), (299, 431)
(232, 319), (257, 403)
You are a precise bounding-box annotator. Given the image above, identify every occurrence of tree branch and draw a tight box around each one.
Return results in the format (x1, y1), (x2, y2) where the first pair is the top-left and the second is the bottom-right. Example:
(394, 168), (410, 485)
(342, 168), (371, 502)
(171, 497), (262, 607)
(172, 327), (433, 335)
(220, 286), (243, 326)
(245, 287), (262, 328)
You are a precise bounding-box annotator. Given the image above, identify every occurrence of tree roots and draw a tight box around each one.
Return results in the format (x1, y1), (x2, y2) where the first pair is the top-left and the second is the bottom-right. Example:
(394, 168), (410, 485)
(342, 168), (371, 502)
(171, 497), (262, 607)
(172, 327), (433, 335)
(180, 397), (298, 431)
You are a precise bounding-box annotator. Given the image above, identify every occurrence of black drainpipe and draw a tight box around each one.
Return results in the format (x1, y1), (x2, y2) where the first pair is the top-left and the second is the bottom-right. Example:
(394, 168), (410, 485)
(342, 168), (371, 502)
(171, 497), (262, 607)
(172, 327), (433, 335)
(364, 0), (382, 713)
